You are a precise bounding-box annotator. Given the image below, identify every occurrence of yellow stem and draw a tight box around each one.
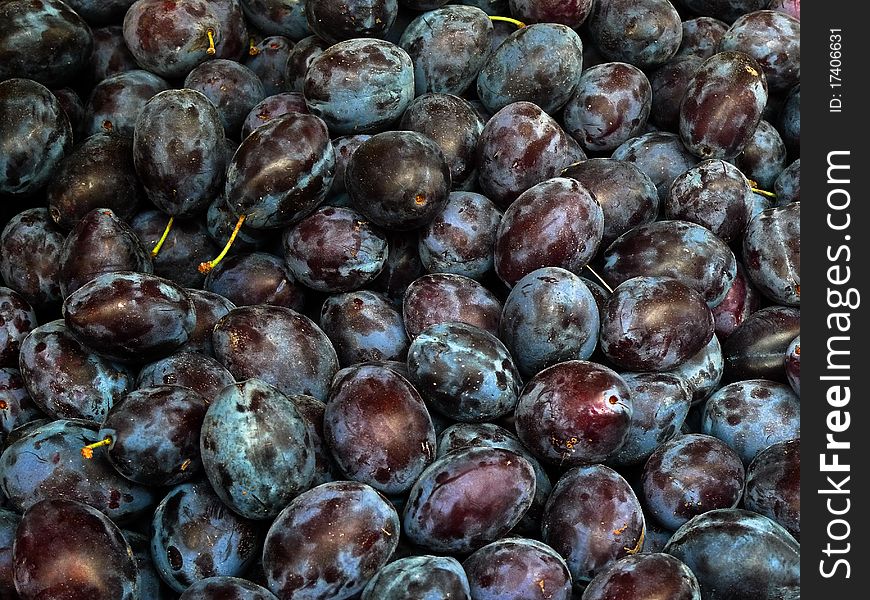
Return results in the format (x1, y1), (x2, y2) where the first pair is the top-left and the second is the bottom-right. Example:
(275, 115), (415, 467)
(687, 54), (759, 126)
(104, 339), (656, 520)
(249, 37), (259, 56)
(206, 28), (216, 55)
(151, 215), (175, 258)
(748, 179), (776, 198)
(199, 213), (246, 274)
(81, 436), (113, 459)
(489, 15), (526, 29)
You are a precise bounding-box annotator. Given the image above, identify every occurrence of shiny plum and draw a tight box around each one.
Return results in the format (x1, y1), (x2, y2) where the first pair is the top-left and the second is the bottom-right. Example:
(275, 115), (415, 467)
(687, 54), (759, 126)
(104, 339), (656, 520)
(722, 305), (800, 382)
(742, 203), (800, 306)
(586, 0), (682, 69)
(403, 273), (503, 339)
(184, 59), (267, 138)
(205, 252), (305, 310)
(319, 290), (409, 367)
(137, 351), (236, 401)
(743, 438), (800, 539)
(611, 132), (700, 202)
(463, 537), (573, 600)
(0, 208), (65, 311)
(84, 69), (170, 138)
(582, 553), (701, 600)
(361, 555), (470, 600)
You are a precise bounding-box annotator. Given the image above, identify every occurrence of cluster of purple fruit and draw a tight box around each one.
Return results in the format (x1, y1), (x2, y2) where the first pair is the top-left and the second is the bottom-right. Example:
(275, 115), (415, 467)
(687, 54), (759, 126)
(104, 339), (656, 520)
(0, 0), (799, 598)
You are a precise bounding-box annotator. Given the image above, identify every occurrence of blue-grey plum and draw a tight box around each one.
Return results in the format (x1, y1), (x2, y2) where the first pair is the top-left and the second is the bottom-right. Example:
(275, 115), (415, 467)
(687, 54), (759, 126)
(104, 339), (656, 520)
(241, 91), (310, 140)
(0, 209), (65, 311)
(778, 85), (799, 157)
(677, 16), (728, 59)
(735, 120), (787, 190)
(719, 10), (800, 93)
(702, 379), (800, 464)
(722, 305), (800, 382)
(263, 481), (399, 599)
(494, 178), (604, 287)
(611, 131), (700, 202)
(542, 464), (645, 586)
(743, 438), (800, 539)
(63, 271), (196, 364)
(212, 304), (338, 401)
(403, 446), (536, 553)
(0, 369), (43, 445)
(774, 158), (799, 204)
(669, 334), (724, 404)
(0, 288), (36, 368)
(664, 509), (800, 600)
(150, 481), (262, 593)
(514, 360), (632, 465)
(240, 0), (310, 41)
(361, 555), (470, 600)
(399, 6), (492, 97)
(586, 0), (682, 69)
(131, 210), (218, 290)
(742, 203), (800, 306)
(180, 576), (278, 599)
(499, 267), (600, 378)
(200, 379), (315, 519)
(509, 0), (593, 27)
(324, 364), (435, 495)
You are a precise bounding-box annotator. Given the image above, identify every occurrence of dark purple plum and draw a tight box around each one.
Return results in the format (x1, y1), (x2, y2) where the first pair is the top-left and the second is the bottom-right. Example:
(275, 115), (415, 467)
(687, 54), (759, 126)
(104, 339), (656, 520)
(407, 322), (520, 422)
(600, 277), (715, 372)
(180, 577), (279, 600)
(205, 252), (305, 310)
(586, 0), (682, 69)
(123, 0), (248, 79)
(677, 17), (728, 59)
(403, 446), (536, 553)
(785, 335), (799, 395)
(131, 210), (218, 290)
(564, 62), (652, 153)
(185, 59), (267, 138)
(13, 499), (137, 600)
(84, 69), (170, 138)
(243, 36), (294, 97)
(59, 208), (152, 298)
(134, 89), (227, 218)
(641, 433), (745, 530)
(371, 231), (425, 306)
(778, 85), (799, 157)
(719, 10), (800, 93)
(151, 480), (262, 593)
(743, 438), (800, 539)
(0, 288), (36, 367)
(509, 0), (593, 27)
(18, 320), (132, 422)
(63, 271), (196, 364)
(179, 289), (237, 356)
(774, 158), (799, 204)
(561, 159), (658, 248)
(201, 379), (315, 519)
(240, 0), (310, 41)
(283, 392), (338, 487)
(679, 51), (768, 159)
(403, 273), (503, 338)
(282, 206), (389, 292)
(665, 159), (754, 243)
(89, 25), (139, 83)
(326, 134), (371, 197)
(362, 555), (470, 600)
(47, 133), (143, 230)
(240, 92), (309, 139)
(212, 304), (339, 401)
(0, 368), (43, 445)
(515, 360), (631, 465)
(418, 191), (501, 280)
(542, 464), (645, 586)
(476, 101), (586, 209)
(735, 120), (787, 190)
(602, 220), (737, 307)
(0, 419), (155, 520)
(702, 379), (800, 464)
(582, 553), (701, 600)
(463, 537), (573, 600)
(0, 0), (93, 88)
(224, 112), (335, 229)
(319, 290), (409, 366)
(494, 177), (603, 287)
(398, 6), (492, 97)
(0, 78), (73, 197)
(98, 385), (208, 486)
(303, 38), (414, 135)
(499, 267), (600, 377)
(649, 56), (704, 131)
(284, 35), (329, 92)
(64, 0), (138, 26)
(664, 509), (800, 600)
(263, 481), (399, 599)
(0, 208), (65, 311)
(611, 131), (700, 202)
(609, 372), (692, 467)
(325, 364), (435, 494)
(52, 87), (86, 143)
(477, 23), (584, 114)
(306, 0), (397, 43)
(669, 334), (724, 404)
(742, 203), (800, 306)
(346, 130), (451, 230)
(137, 351), (236, 401)
(400, 94), (484, 191)
(711, 261), (761, 338)
(454, 0), (508, 15)
(722, 305), (800, 382)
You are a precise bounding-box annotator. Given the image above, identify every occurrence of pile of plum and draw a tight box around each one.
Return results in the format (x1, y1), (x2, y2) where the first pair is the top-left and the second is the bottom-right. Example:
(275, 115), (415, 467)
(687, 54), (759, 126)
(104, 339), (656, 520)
(0, 0), (800, 598)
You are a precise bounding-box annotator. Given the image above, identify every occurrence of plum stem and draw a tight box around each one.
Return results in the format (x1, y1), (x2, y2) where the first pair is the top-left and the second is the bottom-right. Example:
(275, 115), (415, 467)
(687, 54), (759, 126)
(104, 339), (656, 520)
(206, 28), (217, 55)
(199, 213), (246, 274)
(624, 527), (645, 554)
(489, 15), (526, 28)
(748, 179), (776, 198)
(81, 436), (113, 459)
(151, 215), (175, 258)
(584, 264), (614, 294)
(249, 37), (259, 56)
